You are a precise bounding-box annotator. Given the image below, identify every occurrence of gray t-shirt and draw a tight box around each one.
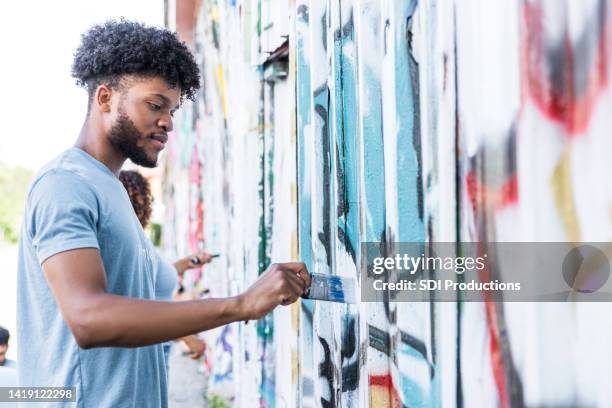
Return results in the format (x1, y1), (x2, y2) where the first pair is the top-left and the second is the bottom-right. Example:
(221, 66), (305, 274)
(17, 147), (167, 407)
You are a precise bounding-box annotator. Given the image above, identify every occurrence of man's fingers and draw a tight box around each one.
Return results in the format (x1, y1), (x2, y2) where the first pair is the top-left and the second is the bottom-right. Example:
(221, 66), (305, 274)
(281, 294), (299, 305)
(284, 267), (304, 283)
(281, 262), (310, 292)
(283, 273), (305, 298)
(300, 270), (311, 291)
(282, 262), (308, 273)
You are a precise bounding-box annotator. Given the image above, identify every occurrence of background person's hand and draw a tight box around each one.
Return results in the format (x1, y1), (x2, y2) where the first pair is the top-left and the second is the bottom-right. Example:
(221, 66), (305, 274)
(174, 251), (215, 275)
(181, 335), (206, 359)
(239, 262), (310, 320)
(187, 251), (213, 268)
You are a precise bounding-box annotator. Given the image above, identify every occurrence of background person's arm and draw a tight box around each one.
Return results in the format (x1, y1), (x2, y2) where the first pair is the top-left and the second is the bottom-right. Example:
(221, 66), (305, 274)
(42, 248), (309, 349)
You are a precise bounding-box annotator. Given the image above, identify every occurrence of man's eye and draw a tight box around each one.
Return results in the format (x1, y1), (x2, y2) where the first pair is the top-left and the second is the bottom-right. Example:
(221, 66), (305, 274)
(149, 103), (162, 111)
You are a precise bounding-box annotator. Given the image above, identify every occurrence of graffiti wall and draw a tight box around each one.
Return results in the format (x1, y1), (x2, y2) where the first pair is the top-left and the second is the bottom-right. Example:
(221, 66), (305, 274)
(162, 0), (612, 406)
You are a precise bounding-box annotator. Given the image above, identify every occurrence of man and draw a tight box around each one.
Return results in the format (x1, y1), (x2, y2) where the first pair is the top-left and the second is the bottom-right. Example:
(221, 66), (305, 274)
(17, 20), (310, 407)
(0, 327), (16, 386)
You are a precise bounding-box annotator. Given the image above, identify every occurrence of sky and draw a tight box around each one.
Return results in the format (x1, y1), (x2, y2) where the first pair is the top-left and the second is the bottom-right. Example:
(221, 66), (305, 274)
(0, 0), (165, 360)
(0, 0), (165, 171)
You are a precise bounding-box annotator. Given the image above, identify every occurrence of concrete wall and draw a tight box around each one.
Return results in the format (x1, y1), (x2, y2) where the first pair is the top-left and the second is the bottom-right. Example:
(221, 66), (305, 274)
(162, 0), (612, 406)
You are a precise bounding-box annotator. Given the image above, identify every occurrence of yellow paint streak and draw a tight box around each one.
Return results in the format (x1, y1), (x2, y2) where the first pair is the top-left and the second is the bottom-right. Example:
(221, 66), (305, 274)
(247, 123), (274, 133)
(291, 350), (299, 386)
(290, 183), (297, 206)
(287, 1), (298, 155)
(291, 233), (298, 260)
(291, 110), (297, 145)
(292, 301), (300, 330)
(550, 145), (581, 241)
(216, 64), (228, 119)
(208, 3), (219, 21)
(291, 302), (300, 387)
(370, 387), (391, 407)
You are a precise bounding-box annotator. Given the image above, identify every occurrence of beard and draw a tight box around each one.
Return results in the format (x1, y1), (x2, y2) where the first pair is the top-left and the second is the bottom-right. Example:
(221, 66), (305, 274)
(108, 111), (158, 168)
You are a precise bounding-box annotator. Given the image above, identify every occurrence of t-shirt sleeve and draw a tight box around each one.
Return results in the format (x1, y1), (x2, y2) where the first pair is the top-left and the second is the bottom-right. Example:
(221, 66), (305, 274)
(27, 169), (101, 264)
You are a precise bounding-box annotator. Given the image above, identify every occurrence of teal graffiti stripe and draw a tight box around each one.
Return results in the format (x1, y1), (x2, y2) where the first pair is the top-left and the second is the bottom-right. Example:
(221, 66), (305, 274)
(394, 0), (424, 243)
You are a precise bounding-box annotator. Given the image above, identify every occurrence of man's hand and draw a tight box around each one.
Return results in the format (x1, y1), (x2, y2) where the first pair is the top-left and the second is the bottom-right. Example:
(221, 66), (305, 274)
(239, 263), (311, 320)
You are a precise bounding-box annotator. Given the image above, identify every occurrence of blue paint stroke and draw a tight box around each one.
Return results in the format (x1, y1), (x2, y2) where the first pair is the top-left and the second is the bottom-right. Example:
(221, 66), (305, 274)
(394, 0), (424, 243)
(361, 66), (386, 243)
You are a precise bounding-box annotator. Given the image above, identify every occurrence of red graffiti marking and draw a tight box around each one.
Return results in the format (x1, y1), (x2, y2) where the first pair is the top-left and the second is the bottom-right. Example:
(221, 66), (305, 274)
(466, 170), (518, 213)
(474, 241), (512, 408)
(188, 147), (205, 281)
(369, 374), (402, 408)
(485, 301), (510, 408)
(521, 1), (610, 135)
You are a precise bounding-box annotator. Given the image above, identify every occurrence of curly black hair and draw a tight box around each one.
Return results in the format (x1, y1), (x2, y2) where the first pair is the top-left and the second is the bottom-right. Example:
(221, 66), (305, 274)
(72, 19), (200, 105)
(119, 170), (154, 229)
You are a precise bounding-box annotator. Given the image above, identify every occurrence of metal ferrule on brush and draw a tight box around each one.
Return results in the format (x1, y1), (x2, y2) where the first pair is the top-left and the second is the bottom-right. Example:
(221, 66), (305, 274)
(303, 272), (355, 303)
(304, 273), (331, 301)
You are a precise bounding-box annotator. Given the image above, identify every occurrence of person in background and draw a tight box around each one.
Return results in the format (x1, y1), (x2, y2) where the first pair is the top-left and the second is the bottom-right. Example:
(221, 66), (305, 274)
(118, 169), (207, 369)
(0, 327), (15, 368)
(0, 326), (17, 386)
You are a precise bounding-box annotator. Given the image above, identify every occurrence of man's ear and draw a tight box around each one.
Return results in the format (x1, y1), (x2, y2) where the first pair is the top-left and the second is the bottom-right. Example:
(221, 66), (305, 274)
(94, 85), (113, 113)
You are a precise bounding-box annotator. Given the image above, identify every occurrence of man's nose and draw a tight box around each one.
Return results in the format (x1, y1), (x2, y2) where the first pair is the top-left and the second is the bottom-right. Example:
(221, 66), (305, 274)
(158, 115), (173, 133)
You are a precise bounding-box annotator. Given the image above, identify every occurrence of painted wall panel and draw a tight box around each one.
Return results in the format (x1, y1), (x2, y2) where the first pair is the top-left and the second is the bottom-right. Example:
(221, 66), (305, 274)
(162, 0), (612, 407)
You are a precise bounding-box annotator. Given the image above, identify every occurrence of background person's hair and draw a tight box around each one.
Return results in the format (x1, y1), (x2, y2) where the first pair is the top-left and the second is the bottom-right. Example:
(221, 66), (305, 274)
(0, 326), (9, 345)
(119, 170), (153, 229)
(71, 19), (200, 108)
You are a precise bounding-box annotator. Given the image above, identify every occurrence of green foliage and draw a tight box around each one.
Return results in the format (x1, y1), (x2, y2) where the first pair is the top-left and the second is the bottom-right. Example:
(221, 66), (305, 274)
(149, 222), (162, 247)
(205, 394), (231, 408)
(0, 162), (34, 244)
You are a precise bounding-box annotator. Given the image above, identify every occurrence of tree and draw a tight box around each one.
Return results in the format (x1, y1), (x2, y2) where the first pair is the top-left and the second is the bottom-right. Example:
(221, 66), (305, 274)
(0, 162), (34, 244)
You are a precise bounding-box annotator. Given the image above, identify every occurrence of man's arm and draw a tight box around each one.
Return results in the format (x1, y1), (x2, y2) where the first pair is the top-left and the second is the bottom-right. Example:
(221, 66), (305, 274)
(42, 248), (309, 349)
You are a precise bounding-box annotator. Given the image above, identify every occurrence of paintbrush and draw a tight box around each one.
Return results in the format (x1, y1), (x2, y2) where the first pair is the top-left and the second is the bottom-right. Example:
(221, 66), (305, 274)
(302, 273), (356, 304)
(243, 272), (356, 325)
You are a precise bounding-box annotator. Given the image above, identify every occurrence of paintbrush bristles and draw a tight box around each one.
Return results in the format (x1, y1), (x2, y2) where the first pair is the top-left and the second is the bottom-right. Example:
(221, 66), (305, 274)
(304, 273), (356, 304)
